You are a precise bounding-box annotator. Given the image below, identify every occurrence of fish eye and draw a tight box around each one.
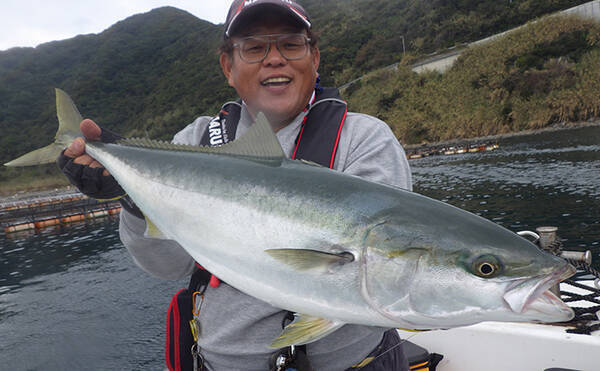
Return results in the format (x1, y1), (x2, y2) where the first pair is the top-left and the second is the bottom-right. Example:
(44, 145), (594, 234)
(478, 262), (495, 276)
(472, 255), (502, 278)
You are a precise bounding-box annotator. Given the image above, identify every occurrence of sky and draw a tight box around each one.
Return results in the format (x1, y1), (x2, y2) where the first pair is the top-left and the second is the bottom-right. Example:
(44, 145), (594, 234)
(0, 1), (233, 51)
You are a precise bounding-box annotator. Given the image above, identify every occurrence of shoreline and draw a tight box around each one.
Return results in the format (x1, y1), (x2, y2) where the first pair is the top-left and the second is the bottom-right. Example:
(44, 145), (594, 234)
(402, 120), (600, 150)
(2, 120), (598, 202)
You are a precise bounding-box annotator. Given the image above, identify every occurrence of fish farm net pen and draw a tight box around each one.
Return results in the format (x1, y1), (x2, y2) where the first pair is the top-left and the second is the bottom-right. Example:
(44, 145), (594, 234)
(0, 193), (121, 233)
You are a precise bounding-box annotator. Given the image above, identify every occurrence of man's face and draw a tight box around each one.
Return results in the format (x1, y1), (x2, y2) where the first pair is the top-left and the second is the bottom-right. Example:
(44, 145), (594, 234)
(220, 19), (320, 129)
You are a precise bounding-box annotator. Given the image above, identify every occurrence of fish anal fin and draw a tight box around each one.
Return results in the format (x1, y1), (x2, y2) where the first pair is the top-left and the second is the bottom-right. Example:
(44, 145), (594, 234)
(265, 249), (354, 271)
(269, 314), (344, 348)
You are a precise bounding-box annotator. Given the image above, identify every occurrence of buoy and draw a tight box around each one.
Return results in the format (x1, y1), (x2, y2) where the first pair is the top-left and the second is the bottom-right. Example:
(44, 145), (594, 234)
(34, 218), (60, 229)
(4, 222), (35, 233)
(88, 210), (108, 218)
(108, 207), (122, 215)
(61, 214), (86, 223)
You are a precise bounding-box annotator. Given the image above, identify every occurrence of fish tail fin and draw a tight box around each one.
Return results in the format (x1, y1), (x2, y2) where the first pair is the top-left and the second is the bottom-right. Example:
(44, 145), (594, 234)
(4, 88), (83, 167)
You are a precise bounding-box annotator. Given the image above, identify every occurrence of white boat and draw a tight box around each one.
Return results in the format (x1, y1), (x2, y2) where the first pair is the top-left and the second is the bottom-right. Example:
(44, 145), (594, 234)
(399, 280), (600, 371)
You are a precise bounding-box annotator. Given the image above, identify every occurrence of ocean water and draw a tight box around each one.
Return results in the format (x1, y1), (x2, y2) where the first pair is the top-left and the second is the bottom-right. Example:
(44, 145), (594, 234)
(410, 125), (600, 258)
(0, 217), (183, 370)
(0, 125), (598, 370)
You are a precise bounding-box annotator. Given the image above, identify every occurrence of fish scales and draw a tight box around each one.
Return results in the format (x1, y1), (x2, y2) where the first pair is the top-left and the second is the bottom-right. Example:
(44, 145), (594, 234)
(91, 141), (397, 325)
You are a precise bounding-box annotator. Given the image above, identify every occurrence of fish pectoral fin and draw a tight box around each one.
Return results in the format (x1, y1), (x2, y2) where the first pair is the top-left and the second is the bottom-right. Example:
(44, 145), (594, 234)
(265, 249), (354, 271)
(143, 216), (168, 239)
(269, 314), (344, 348)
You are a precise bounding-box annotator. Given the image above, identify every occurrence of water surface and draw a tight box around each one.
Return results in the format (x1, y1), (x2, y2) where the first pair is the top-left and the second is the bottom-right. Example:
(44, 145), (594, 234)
(0, 125), (598, 370)
(0, 218), (185, 370)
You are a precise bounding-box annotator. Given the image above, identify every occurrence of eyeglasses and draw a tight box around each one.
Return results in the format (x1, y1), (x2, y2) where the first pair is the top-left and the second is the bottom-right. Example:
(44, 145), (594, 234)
(232, 33), (312, 63)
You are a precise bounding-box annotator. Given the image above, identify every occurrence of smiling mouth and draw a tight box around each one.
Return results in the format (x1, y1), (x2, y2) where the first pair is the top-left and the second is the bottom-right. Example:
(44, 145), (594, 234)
(261, 77), (291, 86)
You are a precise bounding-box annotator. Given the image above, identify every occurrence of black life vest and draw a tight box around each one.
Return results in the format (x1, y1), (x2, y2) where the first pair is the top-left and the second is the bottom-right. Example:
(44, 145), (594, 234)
(200, 87), (348, 168)
(193, 87), (348, 289)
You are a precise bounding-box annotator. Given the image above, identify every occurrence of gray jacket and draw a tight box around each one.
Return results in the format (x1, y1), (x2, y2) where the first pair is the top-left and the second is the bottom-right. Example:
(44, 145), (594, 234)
(119, 103), (412, 370)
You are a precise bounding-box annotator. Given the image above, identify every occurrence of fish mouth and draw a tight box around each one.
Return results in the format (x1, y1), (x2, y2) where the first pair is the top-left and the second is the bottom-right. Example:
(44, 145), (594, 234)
(503, 263), (576, 320)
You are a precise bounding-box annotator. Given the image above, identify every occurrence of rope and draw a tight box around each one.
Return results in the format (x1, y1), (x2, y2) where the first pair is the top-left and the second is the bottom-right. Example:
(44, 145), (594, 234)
(566, 323), (600, 335)
(566, 259), (600, 280)
(538, 237), (600, 335)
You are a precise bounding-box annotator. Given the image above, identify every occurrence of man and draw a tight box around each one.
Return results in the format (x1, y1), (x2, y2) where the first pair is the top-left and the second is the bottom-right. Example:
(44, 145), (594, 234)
(59, 1), (412, 369)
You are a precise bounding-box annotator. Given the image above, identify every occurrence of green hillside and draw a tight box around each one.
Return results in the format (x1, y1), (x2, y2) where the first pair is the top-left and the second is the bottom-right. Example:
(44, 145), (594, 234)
(0, 0), (593, 193)
(344, 15), (600, 144)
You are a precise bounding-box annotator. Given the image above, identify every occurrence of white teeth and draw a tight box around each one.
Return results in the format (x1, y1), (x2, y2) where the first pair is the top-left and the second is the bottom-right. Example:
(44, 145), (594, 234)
(262, 77), (291, 85)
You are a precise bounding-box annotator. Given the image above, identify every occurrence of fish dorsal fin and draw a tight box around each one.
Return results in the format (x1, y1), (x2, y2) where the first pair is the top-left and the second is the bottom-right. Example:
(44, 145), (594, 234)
(119, 112), (285, 159)
(269, 314), (344, 348)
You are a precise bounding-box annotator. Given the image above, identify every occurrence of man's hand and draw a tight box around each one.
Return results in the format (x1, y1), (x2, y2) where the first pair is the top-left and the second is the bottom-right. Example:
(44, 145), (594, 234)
(57, 119), (125, 200)
(63, 119), (110, 176)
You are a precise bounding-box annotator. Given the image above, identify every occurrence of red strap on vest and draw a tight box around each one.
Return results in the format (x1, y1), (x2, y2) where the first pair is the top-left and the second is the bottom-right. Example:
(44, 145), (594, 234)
(329, 107), (347, 168)
(166, 288), (186, 371)
(291, 115), (310, 161)
(195, 263), (220, 288)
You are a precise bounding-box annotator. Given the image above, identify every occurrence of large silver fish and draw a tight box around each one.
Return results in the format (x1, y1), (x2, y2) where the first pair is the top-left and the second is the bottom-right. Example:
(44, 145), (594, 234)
(6, 89), (575, 347)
